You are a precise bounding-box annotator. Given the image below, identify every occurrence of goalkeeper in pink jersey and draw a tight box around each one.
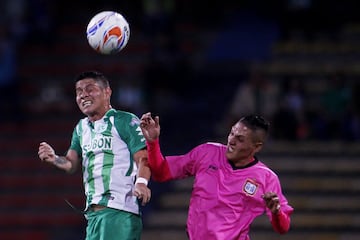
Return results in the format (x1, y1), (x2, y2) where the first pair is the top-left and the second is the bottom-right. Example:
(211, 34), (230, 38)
(140, 113), (293, 240)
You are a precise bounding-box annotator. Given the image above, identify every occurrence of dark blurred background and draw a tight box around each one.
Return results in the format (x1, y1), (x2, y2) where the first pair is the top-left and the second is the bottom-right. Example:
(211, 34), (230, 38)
(1, 0), (360, 239)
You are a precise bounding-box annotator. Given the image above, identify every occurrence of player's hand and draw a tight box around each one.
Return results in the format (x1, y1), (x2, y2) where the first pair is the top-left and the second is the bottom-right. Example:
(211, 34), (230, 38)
(140, 112), (160, 142)
(133, 183), (151, 206)
(262, 192), (281, 214)
(38, 142), (56, 164)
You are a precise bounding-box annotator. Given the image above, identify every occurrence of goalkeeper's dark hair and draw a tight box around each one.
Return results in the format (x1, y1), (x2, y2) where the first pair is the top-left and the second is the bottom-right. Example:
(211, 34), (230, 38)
(239, 115), (270, 142)
(75, 71), (110, 88)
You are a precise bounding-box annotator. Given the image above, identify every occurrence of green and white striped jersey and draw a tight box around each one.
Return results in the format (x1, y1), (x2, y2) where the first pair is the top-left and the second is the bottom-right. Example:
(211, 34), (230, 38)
(69, 109), (146, 215)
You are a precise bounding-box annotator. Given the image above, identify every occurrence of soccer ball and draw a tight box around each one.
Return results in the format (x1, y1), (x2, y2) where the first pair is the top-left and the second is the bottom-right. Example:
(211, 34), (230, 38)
(86, 11), (130, 54)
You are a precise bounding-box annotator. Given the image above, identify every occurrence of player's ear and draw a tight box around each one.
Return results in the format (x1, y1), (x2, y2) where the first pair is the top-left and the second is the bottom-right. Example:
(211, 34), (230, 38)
(254, 141), (263, 153)
(105, 87), (112, 96)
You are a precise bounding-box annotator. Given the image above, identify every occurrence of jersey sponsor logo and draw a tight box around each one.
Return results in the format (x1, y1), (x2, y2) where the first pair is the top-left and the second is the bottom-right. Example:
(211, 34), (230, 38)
(83, 136), (112, 153)
(243, 179), (258, 196)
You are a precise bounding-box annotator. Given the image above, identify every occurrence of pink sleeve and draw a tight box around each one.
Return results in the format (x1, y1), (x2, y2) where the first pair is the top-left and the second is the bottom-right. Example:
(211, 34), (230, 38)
(264, 168), (294, 234)
(146, 139), (172, 182)
(271, 209), (292, 234)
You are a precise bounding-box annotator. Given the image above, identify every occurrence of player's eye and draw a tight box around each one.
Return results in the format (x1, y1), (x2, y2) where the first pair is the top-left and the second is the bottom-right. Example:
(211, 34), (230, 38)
(76, 89), (83, 96)
(85, 84), (99, 93)
(85, 86), (93, 93)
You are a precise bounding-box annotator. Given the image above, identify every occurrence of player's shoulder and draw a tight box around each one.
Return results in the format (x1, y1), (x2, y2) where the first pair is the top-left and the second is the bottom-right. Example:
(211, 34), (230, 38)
(205, 142), (226, 147)
(197, 142), (226, 151)
(108, 109), (134, 117)
(255, 159), (279, 177)
(108, 109), (137, 119)
(109, 109), (141, 126)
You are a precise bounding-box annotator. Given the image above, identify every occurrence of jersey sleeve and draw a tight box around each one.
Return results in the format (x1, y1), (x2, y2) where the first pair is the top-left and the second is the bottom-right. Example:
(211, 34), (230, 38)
(165, 143), (211, 179)
(113, 111), (146, 155)
(264, 173), (294, 215)
(69, 121), (82, 157)
(263, 170), (294, 233)
(271, 209), (291, 234)
(146, 139), (172, 182)
(146, 140), (206, 181)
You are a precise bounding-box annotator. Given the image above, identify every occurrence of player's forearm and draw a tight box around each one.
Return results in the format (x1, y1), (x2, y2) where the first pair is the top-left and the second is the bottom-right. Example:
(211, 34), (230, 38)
(137, 156), (151, 181)
(271, 210), (291, 234)
(146, 139), (172, 182)
(53, 155), (76, 174)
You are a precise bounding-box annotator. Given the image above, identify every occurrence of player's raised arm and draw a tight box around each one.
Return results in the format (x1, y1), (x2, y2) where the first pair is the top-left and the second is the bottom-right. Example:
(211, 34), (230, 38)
(140, 112), (172, 182)
(38, 142), (80, 174)
(140, 112), (160, 142)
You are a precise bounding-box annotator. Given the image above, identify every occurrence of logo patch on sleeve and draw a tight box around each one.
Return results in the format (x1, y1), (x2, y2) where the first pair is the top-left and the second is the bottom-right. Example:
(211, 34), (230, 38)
(243, 179), (258, 196)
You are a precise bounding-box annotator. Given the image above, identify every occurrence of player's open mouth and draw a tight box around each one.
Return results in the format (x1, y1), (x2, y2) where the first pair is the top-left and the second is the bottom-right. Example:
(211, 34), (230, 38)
(227, 145), (234, 153)
(82, 100), (92, 107)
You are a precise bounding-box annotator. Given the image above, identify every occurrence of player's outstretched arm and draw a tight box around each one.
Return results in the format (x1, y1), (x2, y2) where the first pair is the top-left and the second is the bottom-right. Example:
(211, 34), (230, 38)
(140, 112), (172, 182)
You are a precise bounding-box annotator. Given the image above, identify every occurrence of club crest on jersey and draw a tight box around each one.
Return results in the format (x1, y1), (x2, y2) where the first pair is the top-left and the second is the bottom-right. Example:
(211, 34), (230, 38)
(130, 117), (140, 127)
(243, 179), (258, 196)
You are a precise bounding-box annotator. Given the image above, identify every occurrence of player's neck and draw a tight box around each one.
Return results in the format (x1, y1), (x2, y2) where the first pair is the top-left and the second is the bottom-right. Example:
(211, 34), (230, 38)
(88, 107), (111, 122)
(230, 157), (256, 169)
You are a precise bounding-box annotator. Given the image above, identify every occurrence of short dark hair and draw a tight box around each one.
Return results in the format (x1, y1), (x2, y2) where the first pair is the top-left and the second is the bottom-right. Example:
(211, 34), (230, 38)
(239, 115), (270, 136)
(75, 71), (110, 88)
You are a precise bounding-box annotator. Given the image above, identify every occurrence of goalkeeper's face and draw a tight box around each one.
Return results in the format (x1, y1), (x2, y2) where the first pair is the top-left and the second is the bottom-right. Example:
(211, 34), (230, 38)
(75, 78), (112, 120)
(225, 122), (263, 167)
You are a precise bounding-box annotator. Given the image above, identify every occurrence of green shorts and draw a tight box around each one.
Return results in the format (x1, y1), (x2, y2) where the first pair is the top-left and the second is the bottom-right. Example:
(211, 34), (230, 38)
(85, 207), (142, 240)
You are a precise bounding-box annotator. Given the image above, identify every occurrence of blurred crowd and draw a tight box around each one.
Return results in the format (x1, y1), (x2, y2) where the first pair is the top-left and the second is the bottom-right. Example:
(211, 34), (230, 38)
(219, 68), (360, 142)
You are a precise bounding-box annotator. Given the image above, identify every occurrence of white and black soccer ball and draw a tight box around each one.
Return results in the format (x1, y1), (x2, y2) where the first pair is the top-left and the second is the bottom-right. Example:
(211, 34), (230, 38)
(86, 11), (130, 54)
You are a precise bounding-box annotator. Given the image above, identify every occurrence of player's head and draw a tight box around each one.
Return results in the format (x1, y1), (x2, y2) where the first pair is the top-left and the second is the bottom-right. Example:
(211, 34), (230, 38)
(226, 115), (270, 165)
(74, 71), (112, 121)
(239, 115), (270, 143)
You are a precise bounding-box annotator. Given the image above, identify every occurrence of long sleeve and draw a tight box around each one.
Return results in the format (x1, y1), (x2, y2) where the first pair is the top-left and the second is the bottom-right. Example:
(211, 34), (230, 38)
(271, 209), (291, 234)
(146, 139), (172, 182)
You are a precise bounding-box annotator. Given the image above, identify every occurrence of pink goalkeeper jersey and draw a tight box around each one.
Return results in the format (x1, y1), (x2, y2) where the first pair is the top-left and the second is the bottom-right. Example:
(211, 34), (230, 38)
(166, 142), (293, 240)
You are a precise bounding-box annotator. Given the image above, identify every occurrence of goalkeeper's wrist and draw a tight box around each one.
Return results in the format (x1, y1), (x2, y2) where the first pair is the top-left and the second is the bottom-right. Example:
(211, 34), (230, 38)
(146, 138), (159, 148)
(135, 177), (148, 186)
